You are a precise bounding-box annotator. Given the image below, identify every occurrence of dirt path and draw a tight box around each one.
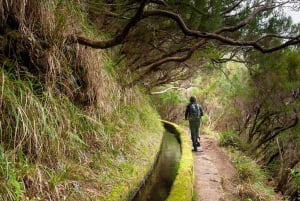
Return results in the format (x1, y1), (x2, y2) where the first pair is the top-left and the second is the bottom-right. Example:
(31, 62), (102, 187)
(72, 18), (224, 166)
(193, 134), (239, 201)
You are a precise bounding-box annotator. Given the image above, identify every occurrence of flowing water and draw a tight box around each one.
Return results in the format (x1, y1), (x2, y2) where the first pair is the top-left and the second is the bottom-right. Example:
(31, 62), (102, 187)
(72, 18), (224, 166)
(132, 130), (181, 201)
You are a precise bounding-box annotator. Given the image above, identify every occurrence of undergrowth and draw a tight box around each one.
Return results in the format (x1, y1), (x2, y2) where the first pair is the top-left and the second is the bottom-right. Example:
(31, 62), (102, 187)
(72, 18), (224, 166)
(219, 130), (279, 201)
(0, 0), (164, 200)
(0, 68), (163, 200)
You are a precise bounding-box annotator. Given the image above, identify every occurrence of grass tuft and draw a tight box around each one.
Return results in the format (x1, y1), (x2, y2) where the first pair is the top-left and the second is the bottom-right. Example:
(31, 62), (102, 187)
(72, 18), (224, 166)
(0, 68), (164, 200)
(232, 150), (278, 201)
(1, 1), (165, 200)
(219, 129), (250, 151)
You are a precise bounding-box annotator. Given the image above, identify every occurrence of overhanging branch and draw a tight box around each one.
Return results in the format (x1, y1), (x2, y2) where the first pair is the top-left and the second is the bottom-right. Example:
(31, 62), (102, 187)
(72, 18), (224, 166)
(68, 0), (149, 49)
(143, 9), (300, 53)
(70, 0), (300, 53)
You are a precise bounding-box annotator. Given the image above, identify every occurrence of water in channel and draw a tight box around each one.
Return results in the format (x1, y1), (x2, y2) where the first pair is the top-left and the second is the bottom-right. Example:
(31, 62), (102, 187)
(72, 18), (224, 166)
(132, 130), (181, 201)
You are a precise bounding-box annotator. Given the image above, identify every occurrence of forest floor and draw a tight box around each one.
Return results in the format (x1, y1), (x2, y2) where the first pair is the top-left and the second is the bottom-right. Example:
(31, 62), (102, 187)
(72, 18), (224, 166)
(192, 133), (240, 201)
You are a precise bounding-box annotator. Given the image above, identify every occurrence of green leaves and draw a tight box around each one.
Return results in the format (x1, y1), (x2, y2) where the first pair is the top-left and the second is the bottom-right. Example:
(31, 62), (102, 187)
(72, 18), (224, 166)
(0, 147), (23, 201)
(289, 168), (300, 187)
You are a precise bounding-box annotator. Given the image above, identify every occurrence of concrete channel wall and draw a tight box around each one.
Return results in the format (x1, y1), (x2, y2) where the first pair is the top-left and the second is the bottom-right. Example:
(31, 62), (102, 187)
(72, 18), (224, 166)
(162, 120), (194, 201)
(128, 120), (194, 201)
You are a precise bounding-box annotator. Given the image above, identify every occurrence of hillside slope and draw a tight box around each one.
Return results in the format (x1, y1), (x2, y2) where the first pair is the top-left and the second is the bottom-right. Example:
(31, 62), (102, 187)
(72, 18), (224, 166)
(0, 1), (163, 200)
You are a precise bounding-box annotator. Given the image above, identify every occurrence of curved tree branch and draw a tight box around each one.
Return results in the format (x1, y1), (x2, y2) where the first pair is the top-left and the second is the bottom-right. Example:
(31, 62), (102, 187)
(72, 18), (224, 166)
(128, 40), (207, 86)
(143, 9), (300, 53)
(69, 0), (149, 49)
(150, 86), (186, 94)
(132, 46), (191, 70)
(68, 0), (300, 88)
(222, 0), (243, 15)
(215, 0), (273, 33)
(71, 0), (300, 53)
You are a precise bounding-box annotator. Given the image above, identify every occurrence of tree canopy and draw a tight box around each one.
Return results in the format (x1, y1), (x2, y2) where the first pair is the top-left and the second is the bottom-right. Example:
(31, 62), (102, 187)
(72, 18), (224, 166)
(71, 0), (300, 89)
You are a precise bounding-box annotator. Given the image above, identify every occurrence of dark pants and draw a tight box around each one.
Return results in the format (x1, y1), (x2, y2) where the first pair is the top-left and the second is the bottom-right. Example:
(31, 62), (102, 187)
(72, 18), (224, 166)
(189, 118), (200, 149)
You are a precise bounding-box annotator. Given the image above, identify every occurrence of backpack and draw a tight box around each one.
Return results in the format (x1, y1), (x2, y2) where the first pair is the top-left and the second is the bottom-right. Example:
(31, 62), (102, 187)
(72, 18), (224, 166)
(189, 103), (202, 119)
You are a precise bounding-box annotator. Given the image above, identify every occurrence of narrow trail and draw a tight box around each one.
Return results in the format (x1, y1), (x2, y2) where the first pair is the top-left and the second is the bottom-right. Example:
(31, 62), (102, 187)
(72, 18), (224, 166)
(192, 134), (239, 201)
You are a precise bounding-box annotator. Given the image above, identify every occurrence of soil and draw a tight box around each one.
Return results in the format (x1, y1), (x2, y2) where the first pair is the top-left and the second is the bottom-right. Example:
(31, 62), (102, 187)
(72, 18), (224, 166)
(193, 134), (240, 201)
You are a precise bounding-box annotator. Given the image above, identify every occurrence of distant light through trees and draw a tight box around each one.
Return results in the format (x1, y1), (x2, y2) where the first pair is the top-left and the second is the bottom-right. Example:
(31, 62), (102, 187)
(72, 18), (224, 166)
(289, 11), (300, 23)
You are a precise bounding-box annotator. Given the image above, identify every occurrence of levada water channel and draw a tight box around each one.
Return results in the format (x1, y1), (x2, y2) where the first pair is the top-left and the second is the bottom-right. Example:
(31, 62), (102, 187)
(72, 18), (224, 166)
(131, 130), (181, 201)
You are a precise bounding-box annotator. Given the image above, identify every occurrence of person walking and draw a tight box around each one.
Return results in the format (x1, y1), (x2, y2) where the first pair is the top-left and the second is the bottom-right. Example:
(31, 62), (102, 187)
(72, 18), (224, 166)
(185, 96), (204, 152)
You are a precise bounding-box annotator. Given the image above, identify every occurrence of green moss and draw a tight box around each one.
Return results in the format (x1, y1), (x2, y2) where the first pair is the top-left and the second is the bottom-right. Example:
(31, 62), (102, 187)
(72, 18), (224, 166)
(102, 95), (164, 200)
(162, 120), (194, 201)
(0, 1), (167, 200)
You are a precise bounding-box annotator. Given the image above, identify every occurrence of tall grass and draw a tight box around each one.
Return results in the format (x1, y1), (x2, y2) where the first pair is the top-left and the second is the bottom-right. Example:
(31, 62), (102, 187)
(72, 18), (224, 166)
(217, 130), (279, 200)
(0, 66), (163, 200)
(234, 152), (279, 201)
(0, 146), (23, 201)
(1, 70), (105, 161)
(1, 0), (164, 200)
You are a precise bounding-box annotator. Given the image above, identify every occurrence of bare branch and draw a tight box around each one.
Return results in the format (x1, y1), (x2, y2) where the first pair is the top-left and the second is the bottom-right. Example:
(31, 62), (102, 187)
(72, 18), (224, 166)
(222, 0), (243, 15)
(132, 46), (191, 70)
(72, 1), (300, 53)
(68, 0), (300, 88)
(215, 0), (273, 33)
(128, 40), (207, 86)
(69, 0), (149, 49)
(143, 9), (300, 53)
(150, 86), (186, 94)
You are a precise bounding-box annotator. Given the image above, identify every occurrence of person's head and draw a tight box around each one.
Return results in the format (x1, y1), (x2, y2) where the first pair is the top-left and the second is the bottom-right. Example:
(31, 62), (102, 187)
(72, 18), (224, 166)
(189, 96), (196, 103)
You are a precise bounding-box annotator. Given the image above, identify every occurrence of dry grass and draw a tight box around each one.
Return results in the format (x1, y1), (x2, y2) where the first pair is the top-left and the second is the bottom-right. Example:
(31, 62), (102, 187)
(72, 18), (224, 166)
(230, 150), (278, 201)
(0, 1), (165, 200)
(0, 1), (164, 200)
(0, 58), (163, 200)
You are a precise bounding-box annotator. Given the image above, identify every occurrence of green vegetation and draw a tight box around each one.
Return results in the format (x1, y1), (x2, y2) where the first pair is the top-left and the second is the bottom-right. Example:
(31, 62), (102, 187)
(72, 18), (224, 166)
(0, 0), (165, 200)
(1, 0), (300, 200)
(0, 69), (163, 200)
(151, 90), (186, 124)
(206, 129), (279, 201)
(162, 121), (194, 201)
(190, 52), (300, 199)
(290, 168), (300, 188)
(219, 130), (249, 151)
(232, 151), (277, 201)
(154, 50), (299, 199)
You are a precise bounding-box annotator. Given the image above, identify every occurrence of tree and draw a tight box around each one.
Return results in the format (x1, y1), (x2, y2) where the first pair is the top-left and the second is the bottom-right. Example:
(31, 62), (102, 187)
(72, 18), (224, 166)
(70, 0), (300, 89)
(230, 49), (300, 199)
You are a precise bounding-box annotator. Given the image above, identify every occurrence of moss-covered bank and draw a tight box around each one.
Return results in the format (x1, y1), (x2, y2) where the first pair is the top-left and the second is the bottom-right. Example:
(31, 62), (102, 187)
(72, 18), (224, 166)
(162, 120), (194, 201)
(0, 0), (164, 200)
(0, 69), (164, 200)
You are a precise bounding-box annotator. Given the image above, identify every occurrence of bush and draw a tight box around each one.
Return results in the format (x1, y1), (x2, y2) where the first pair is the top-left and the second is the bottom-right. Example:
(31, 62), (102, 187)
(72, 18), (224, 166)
(232, 151), (277, 201)
(290, 168), (300, 188)
(219, 130), (248, 151)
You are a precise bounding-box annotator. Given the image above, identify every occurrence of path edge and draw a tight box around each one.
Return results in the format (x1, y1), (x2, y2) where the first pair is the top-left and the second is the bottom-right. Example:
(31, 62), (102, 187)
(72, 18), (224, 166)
(162, 120), (194, 201)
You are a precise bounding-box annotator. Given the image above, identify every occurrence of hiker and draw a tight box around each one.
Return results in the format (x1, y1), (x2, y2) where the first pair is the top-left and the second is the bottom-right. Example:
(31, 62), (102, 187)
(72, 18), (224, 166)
(185, 96), (204, 152)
